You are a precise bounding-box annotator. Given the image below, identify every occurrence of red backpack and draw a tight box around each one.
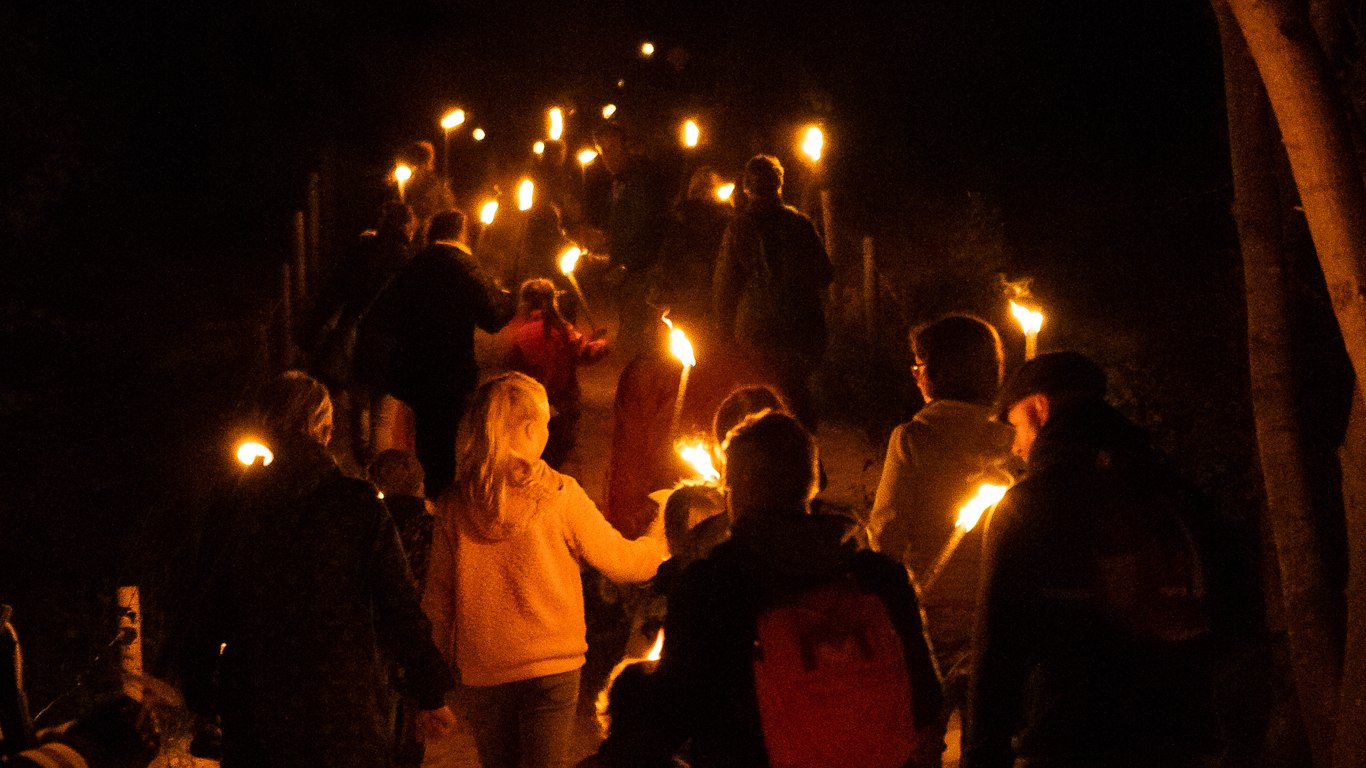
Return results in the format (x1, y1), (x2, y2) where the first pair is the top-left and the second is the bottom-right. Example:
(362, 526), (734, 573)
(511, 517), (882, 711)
(752, 579), (917, 768)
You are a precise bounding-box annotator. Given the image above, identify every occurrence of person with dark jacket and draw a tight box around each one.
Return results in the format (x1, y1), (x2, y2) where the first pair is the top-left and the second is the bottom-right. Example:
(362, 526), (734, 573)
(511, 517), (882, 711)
(178, 372), (456, 768)
(963, 352), (1228, 768)
(712, 155), (832, 429)
(370, 210), (514, 496)
(598, 412), (943, 768)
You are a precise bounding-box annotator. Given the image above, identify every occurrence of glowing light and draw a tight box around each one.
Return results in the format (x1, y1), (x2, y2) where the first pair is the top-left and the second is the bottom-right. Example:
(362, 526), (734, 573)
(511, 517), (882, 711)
(1009, 301), (1043, 335)
(533, 141), (546, 155)
(559, 246), (582, 275)
(801, 126), (824, 163)
(645, 629), (665, 661)
(235, 441), (274, 467)
(517, 178), (535, 211)
(472, 128), (487, 141)
(682, 119), (699, 148)
(577, 149), (598, 166)
(548, 107), (564, 141)
(640, 41), (655, 57)
(394, 164), (413, 184)
(661, 314), (696, 368)
(479, 199), (498, 225)
(441, 109), (466, 130)
(601, 104), (617, 119)
(677, 440), (720, 483)
(955, 484), (1009, 532)
(715, 182), (735, 202)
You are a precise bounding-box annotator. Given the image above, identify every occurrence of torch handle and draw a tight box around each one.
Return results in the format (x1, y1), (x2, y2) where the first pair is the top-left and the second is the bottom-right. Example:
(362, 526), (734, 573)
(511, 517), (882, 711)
(566, 275), (597, 332)
(669, 365), (692, 438)
(918, 527), (967, 594)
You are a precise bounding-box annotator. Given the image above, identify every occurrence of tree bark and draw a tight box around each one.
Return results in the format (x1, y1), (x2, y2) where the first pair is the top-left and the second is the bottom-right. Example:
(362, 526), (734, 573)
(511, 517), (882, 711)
(1336, 390), (1366, 768)
(1215, 3), (1346, 765)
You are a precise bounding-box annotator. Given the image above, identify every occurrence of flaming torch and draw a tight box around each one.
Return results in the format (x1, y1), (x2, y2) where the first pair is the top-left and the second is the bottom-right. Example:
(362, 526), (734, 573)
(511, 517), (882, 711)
(682, 119), (700, 149)
(663, 313), (696, 437)
(676, 439), (721, 483)
(558, 246), (598, 331)
(602, 104), (617, 120)
(518, 178), (535, 211)
(1010, 301), (1044, 360)
(801, 126), (824, 163)
(440, 108), (465, 177)
(235, 440), (274, 467)
(394, 164), (413, 203)
(646, 628), (665, 661)
(920, 483), (1009, 592)
(548, 107), (565, 141)
(479, 199), (499, 226)
(715, 182), (735, 203)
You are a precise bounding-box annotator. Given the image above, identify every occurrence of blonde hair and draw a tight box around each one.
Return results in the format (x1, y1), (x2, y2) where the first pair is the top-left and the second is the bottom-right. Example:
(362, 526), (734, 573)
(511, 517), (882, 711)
(454, 371), (549, 511)
(258, 370), (333, 444)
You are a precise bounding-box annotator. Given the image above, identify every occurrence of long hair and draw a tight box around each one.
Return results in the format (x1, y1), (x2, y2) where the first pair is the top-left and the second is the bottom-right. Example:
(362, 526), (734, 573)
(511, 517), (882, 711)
(454, 371), (548, 512)
(257, 370), (333, 445)
(517, 278), (573, 341)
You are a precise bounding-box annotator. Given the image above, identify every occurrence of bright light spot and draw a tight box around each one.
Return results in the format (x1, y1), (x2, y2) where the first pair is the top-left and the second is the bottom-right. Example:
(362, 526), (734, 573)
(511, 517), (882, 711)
(235, 441), (274, 467)
(548, 107), (564, 141)
(956, 484), (1009, 532)
(533, 141), (546, 155)
(601, 104), (617, 119)
(472, 128), (487, 141)
(640, 41), (655, 57)
(479, 199), (498, 225)
(682, 119), (700, 148)
(577, 148), (598, 166)
(441, 109), (466, 130)
(393, 164), (413, 184)
(801, 126), (824, 163)
(559, 246), (582, 275)
(676, 440), (720, 482)
(715, 182), (735, 202)
(661, 314), (695, 367)
(616, 79), (625, 89)
(517, 178), (535, 211)
(1009, 301), (1044, 335)
(646, 628), (665, 661)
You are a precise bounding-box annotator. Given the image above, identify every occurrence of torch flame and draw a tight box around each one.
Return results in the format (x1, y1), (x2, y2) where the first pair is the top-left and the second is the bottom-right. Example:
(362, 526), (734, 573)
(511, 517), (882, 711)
(640, 41), (655, 57)
(518, 179), (535, 211)
(801, 126), (824, 162)
(394, 164), (413, 184)
(533, 141), (546, 155)
(548, 107), (564, 141)
(479, 200), (498, 226)
(955, 483), (1008, 532)
(715, 182), (735, 202)
(559, 246), (582, 275)
(646, 628), (665, 661)
(441, 109), (466, 130)
(676, 440), (720, 482)
(661, 314), (695, 367)
(578, 149), (598, 166)
(235, 441), (274, 467)
(1009, 301), (1044, 335)
(601, 104), (617, 119)
(472, 128), (487, 141)
(683, 119), (700, 148)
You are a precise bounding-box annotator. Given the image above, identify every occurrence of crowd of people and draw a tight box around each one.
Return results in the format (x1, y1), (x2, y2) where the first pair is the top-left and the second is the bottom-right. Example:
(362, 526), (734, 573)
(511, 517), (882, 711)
(134, 120), (1242, 768)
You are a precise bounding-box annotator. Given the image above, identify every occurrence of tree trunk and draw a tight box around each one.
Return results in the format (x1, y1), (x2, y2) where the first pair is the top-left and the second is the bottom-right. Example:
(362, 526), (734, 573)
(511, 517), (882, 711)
(1336, 390), (1366, 768)
(1214, 5), (1345, 764)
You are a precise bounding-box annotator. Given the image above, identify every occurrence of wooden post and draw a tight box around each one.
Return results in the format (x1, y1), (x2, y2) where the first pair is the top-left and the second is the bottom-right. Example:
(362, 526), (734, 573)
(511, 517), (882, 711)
(116, 586), (141, 694)
(862, 236), (877, 343)
(292, 210), (308, 306)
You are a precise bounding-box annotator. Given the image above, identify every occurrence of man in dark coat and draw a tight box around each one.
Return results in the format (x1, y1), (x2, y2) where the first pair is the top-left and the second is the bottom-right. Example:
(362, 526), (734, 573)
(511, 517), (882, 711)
(712, 155), (832, 429)
(963, 352), (1229, 768)
(178, 371), (455, 768)
(371, 210), (514, 497)
(598, 412), (943, 768)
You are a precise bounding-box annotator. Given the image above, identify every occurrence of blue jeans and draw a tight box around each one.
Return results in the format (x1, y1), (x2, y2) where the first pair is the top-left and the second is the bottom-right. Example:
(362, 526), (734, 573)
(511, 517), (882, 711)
(465, 669), (581, 768)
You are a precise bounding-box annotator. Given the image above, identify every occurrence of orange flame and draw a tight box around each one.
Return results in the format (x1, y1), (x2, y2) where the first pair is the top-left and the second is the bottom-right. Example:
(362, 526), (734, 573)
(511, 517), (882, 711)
(676, 439), (720, 482)
(1009, 301), (1043, 335)
(235, 440), (273, 467)
(646, 629), (665, 661)
(559, 246), (582, 275)
(955, 483), (1008, 532)
(661, 313), (695, 367)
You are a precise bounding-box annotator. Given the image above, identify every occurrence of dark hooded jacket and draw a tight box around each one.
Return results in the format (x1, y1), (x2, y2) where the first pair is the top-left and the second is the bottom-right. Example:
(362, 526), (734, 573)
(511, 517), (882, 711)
(599, 511), (943, 768)
(963, 399), (1228, 768)
(179, 434), (454, 768)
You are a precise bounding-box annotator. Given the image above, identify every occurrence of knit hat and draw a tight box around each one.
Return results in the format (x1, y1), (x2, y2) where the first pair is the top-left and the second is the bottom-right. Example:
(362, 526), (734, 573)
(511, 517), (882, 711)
(995, 351), (1107, 420)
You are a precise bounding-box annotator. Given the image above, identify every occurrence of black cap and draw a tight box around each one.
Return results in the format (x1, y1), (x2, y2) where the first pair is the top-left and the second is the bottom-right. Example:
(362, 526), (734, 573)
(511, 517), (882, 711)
(995, 351), (1107, 420)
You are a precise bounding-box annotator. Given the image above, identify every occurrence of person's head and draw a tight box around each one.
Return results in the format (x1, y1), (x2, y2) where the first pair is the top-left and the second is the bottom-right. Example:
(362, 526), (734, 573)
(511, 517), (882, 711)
(367, 449), (426, 498)
(910, 315), (1004, 406)
(517, 278), (571, 336)
(257, 370), (333, 446)
(742, 154), (783, 201)
(663, 483), (727, 560)
(593, 122), (629, 175)
(713, 385), (790, 444)
(427, 209), (466, 245)
(398, 140), (436, 172)
(995, 351), (1107, 461)
(722, 411), (819, 519)
(377, 201), (416, 241)
(455, 371), (550, 504)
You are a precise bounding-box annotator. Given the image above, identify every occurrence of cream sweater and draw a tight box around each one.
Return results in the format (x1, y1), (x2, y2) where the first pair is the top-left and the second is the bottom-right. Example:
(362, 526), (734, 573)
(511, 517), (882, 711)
(423, 461), (667, 687)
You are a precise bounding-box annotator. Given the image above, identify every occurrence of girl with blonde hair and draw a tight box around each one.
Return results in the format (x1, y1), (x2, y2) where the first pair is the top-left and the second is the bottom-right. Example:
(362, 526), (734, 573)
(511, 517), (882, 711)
(423, 371), (666, 768)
